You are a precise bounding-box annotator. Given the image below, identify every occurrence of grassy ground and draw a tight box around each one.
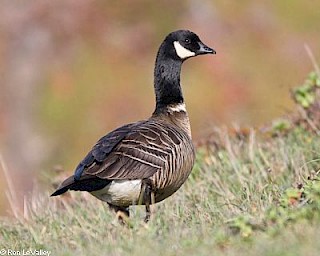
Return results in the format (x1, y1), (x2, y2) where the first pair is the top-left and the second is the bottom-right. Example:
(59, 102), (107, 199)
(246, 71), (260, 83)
(1, 125), (320, 256)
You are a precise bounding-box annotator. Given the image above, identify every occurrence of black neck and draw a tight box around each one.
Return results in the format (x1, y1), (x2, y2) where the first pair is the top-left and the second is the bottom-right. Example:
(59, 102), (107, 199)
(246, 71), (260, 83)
(153, 43), (184, 114)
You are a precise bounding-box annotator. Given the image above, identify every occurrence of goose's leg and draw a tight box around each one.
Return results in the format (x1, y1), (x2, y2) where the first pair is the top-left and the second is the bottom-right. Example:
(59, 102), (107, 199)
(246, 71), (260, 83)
(142, 179), (154, 223)
(108, 203), (129, 224)
(145, 202), (151, 223)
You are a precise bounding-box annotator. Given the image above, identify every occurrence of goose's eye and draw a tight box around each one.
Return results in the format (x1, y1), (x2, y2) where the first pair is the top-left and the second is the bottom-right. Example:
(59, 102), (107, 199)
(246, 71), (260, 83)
(184, 38), (191, 44)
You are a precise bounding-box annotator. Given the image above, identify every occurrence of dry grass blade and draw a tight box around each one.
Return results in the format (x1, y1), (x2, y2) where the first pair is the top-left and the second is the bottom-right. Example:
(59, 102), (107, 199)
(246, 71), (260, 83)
(304, 44), (320, 76)
(0, 154), (20, 218)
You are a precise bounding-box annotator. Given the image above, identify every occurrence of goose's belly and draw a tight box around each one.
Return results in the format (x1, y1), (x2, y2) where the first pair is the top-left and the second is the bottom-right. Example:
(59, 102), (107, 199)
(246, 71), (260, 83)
(153, 163), (194, 203)
(89, 170), (192, 207)
(89, 162), (193, 207)
(90, 180), (142, 207)
(90, 141), (195, 207)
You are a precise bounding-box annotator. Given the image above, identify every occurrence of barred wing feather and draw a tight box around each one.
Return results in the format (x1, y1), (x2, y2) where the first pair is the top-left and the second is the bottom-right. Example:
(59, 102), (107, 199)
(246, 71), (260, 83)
(75, 120), (181, 181)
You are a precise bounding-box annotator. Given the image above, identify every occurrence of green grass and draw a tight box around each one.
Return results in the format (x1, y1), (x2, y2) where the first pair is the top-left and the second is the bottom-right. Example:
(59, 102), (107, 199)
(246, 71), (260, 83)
(1, 126), (320, 256)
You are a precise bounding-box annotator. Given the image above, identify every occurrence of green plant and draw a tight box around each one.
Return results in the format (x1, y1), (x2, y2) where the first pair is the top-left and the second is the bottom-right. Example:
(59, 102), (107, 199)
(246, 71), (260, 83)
(293, 71), (320, 108)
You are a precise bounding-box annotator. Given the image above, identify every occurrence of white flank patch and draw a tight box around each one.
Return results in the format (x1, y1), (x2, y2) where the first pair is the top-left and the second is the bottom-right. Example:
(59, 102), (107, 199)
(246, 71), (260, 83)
(168, 103), (187, 113)
(173, 41), (195, 59)
(90, 180), (142, 206)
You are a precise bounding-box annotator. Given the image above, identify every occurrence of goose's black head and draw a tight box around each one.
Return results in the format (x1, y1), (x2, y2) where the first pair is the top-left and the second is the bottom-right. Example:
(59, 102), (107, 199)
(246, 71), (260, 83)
(160, 30), (216, 61)
(153, 30), (215, 112)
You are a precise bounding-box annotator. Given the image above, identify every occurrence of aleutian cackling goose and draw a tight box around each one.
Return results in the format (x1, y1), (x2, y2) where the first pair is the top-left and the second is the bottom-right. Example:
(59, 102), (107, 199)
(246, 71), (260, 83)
(51, 30), (215, 222)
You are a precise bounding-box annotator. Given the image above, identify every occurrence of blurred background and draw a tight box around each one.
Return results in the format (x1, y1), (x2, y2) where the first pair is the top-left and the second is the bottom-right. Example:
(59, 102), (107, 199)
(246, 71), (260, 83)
(0, 0), (319, 215)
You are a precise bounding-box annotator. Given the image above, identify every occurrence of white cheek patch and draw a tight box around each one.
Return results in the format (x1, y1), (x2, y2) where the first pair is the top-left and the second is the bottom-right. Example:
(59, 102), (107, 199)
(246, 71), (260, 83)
(173, 41), (195, 59)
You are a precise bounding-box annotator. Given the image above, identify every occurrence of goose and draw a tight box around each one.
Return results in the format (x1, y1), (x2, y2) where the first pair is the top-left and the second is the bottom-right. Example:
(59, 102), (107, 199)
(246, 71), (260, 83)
(51, 30), (215, 222)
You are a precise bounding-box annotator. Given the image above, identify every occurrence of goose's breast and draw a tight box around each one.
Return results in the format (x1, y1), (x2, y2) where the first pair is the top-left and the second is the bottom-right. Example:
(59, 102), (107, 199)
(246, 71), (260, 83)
(152, 138), (195, 202)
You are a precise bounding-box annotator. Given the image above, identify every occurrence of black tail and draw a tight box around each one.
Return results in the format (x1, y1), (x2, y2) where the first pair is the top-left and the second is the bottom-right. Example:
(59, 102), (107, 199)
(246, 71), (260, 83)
(51, 187), (69, 196)
(51, 175), (111, 197)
